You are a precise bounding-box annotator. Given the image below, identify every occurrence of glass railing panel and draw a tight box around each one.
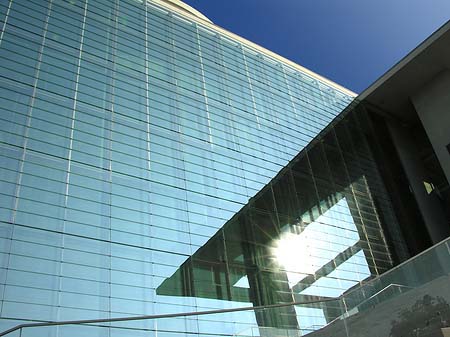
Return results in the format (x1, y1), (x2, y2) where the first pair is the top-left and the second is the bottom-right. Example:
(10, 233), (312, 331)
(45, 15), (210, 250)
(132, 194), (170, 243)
(1, 238), (449, 337)
(235, 326), (302, 337)
(347, 239), (450, 313)
(341, 238), (450, 337)
(20, 325), (110, 337)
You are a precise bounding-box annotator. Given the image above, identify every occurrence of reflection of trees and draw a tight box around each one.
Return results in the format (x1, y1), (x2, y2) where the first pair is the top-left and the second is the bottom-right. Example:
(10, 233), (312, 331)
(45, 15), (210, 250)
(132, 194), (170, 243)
(390, 295), (450, 337)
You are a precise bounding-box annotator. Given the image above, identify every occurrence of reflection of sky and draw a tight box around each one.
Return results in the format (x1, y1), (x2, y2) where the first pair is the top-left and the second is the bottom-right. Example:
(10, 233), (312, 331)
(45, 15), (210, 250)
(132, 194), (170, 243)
(269, 197), (372, 333)
(273, 198), (363, 288)
(234, 275), (250, 288)
(295, 306), (327, 334)
(234, 198), (372, 298)
(161, 195), (374, 335)
(296, 250), (371, 333)
(162, 196), (373, 334)
(194, 297), (258, 335)
(300, 251), (371, 297)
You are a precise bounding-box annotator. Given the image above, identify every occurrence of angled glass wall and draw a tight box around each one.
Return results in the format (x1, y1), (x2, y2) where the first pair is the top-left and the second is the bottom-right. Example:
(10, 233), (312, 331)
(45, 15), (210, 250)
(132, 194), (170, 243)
(157, 104), (410, 334)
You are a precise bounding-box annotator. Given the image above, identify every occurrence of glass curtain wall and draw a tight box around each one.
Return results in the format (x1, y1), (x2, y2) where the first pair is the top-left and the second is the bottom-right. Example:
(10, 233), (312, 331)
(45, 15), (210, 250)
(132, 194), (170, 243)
(0, 0), (364, 336)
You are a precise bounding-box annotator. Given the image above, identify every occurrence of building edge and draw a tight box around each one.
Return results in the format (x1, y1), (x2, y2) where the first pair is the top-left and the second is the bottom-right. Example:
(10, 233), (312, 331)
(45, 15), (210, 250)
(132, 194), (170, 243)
(149, 0), (358, 98)
(358, 19), (450, 101)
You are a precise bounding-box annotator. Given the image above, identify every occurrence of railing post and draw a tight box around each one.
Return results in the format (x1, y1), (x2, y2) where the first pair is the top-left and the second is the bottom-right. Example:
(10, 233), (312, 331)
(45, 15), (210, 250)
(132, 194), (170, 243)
(340, 297), (350, 337)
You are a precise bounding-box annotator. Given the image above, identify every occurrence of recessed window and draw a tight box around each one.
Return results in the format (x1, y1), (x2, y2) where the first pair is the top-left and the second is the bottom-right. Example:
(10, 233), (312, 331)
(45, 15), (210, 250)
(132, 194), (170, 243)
(423, 181), (435, 194)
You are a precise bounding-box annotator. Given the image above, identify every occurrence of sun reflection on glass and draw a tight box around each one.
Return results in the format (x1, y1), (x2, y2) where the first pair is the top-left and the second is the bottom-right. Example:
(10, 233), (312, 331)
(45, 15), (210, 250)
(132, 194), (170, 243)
(272, 198), (361, 288)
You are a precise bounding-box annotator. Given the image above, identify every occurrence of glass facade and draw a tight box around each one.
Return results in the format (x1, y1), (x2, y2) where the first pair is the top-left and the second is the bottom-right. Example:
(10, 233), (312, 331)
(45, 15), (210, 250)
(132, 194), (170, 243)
(157, 104), (410, 335)
(0, 0), (405, 336)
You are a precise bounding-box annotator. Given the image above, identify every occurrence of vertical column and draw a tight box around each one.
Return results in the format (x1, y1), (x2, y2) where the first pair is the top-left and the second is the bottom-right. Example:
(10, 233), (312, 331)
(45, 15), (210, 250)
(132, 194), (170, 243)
(195, 24), (213, 144)
(411, 70), (450, 185)
(387, 121), (449, 244)
(0, 0), (13, 47)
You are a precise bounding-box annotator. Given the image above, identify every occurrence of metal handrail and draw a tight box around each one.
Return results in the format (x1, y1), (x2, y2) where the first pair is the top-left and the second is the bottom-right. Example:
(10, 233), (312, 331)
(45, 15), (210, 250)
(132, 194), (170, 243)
(0, 297), (342, 337)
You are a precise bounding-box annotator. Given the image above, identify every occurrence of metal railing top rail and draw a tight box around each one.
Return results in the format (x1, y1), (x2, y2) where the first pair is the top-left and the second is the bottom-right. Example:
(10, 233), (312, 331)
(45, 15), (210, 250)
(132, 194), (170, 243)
(0, 297), (341, 337)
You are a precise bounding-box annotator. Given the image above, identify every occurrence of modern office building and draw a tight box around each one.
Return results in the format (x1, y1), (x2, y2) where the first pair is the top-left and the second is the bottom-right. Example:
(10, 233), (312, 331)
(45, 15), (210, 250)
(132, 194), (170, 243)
(0, 0), (448, 336)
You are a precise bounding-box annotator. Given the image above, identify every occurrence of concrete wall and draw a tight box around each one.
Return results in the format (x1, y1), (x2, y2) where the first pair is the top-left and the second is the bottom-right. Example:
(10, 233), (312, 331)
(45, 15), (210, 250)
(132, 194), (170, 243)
(387, 121), (449, 244)
(412, 70), (450, 185)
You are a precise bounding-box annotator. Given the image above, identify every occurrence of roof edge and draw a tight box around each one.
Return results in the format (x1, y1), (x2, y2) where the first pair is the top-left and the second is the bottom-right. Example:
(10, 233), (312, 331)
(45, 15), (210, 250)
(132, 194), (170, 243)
(147, 0), (356, 98)
(153, 0), (212, 23)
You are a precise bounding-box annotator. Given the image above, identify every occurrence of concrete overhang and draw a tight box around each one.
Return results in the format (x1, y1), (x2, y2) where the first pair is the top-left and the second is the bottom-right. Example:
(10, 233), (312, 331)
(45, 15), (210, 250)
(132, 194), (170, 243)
(358, 20), (450, 122)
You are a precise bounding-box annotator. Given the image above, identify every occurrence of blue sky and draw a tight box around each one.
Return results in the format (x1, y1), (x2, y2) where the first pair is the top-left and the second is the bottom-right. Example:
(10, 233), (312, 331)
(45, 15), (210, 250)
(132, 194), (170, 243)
(182, 0), (450, 93)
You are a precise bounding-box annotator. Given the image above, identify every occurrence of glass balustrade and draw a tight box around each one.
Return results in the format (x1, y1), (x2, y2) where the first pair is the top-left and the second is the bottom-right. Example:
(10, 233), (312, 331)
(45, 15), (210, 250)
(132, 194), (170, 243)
(2, 237), (449, 337)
